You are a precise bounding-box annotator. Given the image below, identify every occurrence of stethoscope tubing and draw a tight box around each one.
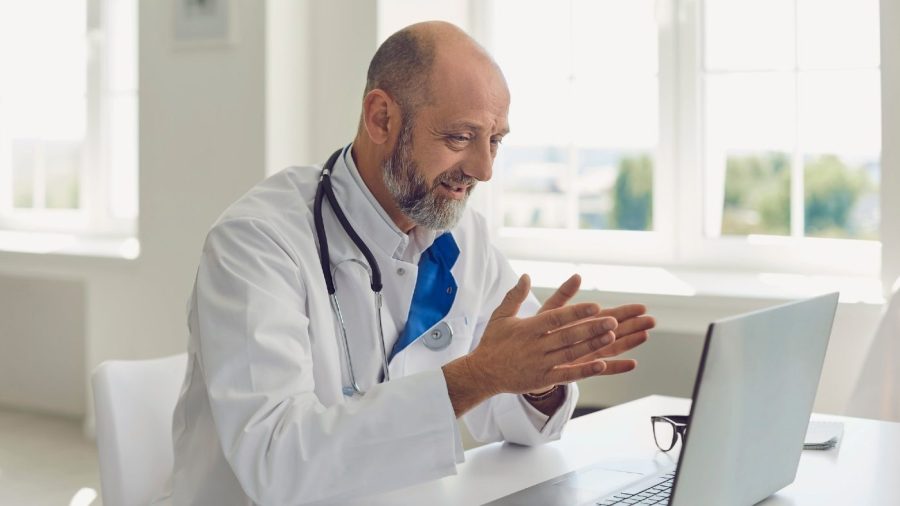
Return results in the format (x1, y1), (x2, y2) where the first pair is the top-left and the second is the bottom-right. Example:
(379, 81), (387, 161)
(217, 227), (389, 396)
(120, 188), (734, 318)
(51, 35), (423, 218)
(314, 147), (391, 396)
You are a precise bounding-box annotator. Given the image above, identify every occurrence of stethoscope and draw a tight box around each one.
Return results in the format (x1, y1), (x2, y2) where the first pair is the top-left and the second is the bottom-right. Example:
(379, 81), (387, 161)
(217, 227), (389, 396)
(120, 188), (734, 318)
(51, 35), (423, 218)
(314, 148), (391, 397)
(314, 147), (456, 397)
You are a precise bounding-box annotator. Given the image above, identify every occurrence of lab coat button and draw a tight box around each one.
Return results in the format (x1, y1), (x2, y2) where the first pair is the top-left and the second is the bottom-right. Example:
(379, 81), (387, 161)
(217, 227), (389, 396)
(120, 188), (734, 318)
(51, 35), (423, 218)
(397, 267), (406, 276)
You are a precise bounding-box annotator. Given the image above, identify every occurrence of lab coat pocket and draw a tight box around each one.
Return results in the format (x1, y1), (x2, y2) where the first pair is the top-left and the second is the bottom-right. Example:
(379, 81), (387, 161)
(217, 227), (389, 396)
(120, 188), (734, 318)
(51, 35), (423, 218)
(443, 315), (474, 356)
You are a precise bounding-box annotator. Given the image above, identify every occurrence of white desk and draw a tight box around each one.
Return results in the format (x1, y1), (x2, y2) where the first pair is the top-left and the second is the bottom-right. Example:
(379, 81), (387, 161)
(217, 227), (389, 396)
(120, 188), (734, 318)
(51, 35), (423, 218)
(356, 395), (900, 505)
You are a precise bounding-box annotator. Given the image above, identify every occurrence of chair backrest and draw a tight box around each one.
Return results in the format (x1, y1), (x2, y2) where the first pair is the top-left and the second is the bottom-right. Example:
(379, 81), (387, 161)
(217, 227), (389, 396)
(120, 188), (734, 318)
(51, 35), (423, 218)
(847, 279), (900, 421)
(92, 353), (187, 506)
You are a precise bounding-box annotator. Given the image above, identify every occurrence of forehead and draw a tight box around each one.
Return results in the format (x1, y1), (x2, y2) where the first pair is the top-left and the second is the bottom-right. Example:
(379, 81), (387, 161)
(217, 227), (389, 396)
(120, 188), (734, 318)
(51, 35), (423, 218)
(419, 52), (510, 133)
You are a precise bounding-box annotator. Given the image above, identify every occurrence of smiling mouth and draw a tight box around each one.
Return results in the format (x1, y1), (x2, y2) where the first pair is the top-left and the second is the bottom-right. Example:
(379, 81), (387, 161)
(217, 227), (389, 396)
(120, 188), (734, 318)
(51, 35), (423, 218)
(439, 182), (471, 199)
(441, 182), (467, 192)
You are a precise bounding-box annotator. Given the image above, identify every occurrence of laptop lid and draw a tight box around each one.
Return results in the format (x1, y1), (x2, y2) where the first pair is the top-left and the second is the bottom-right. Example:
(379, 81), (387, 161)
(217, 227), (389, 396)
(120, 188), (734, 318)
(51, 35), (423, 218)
(670, 292), (839, 506)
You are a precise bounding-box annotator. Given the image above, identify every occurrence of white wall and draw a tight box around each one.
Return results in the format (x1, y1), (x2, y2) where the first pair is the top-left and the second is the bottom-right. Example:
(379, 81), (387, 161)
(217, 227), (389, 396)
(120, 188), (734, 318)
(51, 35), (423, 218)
(0, 275), (84, 416)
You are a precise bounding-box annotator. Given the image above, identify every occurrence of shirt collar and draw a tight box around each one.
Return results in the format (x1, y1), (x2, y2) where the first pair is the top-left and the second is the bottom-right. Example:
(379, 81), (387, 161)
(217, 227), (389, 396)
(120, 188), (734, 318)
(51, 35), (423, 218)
(329, 144), (440, 261)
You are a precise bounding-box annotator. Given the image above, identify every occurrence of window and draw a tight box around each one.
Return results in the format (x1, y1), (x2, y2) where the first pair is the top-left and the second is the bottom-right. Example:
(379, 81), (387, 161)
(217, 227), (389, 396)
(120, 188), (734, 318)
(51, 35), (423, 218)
(479, 0), (884, 276)
(0, 0), (138, 237)
(703, 0), (880, 241)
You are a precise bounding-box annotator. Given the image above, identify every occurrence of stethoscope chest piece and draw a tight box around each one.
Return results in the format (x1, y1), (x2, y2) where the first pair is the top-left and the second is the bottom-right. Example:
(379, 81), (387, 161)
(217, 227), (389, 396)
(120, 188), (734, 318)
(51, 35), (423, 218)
(423, 321), (453, 351)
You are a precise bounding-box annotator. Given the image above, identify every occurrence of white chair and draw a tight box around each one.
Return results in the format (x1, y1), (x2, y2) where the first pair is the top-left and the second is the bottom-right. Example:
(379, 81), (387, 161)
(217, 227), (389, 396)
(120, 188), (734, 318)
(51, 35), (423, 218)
(847, 279), (900, 421)
(92, 353), (187, 506)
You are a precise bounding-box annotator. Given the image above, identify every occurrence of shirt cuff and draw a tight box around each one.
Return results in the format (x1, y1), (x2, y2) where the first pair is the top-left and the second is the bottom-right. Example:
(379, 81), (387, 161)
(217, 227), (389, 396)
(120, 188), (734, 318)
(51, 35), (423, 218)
(517, 385), (575, 433)
(491, 383), (579, 445)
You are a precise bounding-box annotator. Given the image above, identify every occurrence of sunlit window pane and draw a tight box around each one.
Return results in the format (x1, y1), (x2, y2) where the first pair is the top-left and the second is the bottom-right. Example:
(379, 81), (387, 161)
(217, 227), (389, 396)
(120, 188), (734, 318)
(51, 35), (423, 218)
(0, 1), (86, 212)
(703, 0), (880, 242)
(704, 0), (795, 71)
(798, 71), (880, 156)
(572, 0), (657, 75)
(490, 0), (657, 232)
(798, 70), (880, 240)
(704, 73), (795, 151)
(0, 0), (138, 234)
(571, 77), (658, 150)
(804, 155), (878, 239)
(496, 147), (570, 229)
(0, 0), (86, 97)
(579, 150), (654, 230)
(704, 74), (794, 237)
(797, 0), (880, 69)
(721, 151), (791, 236)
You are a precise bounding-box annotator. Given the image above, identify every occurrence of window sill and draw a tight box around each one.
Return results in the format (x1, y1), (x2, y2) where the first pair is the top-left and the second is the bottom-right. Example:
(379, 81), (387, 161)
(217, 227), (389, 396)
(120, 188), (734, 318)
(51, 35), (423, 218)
(510, 259), (885, 334)
(0, 230), (140, 260)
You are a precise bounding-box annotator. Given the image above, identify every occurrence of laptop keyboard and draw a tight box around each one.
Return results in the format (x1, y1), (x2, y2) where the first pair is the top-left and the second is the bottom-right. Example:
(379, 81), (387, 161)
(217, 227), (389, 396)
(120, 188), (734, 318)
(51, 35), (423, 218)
(596, 471), (676, 505)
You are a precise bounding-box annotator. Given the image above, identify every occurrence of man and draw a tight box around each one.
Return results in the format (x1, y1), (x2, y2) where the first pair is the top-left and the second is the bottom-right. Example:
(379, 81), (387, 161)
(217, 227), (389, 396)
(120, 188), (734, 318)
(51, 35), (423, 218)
(169, 21), (654, 505)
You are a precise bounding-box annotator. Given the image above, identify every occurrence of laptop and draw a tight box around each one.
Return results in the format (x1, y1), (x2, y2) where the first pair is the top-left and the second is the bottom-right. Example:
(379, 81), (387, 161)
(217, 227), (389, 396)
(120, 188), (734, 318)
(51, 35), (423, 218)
(487, 292), (839, 506)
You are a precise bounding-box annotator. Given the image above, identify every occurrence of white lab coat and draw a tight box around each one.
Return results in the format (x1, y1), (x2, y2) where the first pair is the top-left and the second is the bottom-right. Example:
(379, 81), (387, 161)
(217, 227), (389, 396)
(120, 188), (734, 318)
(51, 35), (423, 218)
(166, 146), (579, 505)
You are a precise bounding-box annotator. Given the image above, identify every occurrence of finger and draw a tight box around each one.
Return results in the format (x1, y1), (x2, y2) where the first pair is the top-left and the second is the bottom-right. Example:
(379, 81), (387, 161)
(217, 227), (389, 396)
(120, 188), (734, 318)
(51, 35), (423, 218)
(567, 331), (649, 364)
(491, 274), (531, 320)
(610, 315), (656, 339)
(598, 304), (648, 322)
(543, 317), (617, 352)
(595, 359), (638, 375)
(530, 301), (603, 335)
(538, 274), (582, 314)
(549, 359), (638, 383)
(547, 329), (616, 363)
(546, 358), (608, 384)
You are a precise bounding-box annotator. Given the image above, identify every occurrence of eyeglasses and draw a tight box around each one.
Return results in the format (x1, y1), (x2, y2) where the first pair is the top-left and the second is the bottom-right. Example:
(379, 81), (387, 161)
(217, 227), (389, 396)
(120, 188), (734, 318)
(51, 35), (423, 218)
(651, 415), (689, 452)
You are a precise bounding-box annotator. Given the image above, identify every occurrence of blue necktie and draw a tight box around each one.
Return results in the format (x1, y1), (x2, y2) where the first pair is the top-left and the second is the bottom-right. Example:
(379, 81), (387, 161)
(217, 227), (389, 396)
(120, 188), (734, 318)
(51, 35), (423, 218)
(390, 232), (460, 360)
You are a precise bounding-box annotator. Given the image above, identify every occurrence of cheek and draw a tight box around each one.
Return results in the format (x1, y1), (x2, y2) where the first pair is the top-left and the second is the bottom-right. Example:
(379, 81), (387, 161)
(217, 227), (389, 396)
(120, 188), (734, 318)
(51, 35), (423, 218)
(416, 151), (462, 185)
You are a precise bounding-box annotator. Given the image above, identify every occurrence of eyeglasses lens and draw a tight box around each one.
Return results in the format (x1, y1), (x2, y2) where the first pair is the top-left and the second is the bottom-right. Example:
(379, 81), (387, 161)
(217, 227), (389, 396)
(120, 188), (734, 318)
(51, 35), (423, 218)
(653, 418), (676, 451)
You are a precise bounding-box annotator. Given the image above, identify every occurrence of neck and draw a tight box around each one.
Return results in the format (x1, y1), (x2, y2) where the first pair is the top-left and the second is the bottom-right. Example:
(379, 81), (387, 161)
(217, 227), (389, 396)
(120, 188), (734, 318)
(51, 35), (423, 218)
(350, 138), (416, 233)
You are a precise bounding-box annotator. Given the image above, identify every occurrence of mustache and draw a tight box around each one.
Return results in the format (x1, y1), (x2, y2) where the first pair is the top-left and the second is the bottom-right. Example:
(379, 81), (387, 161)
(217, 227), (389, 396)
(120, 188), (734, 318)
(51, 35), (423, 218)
(433, 169), (478, 190)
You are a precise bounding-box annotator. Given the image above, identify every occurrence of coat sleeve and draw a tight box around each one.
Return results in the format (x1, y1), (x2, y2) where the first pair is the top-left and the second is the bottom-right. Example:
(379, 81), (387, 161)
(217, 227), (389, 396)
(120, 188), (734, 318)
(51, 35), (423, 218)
(194, 218), (462, 505)
(461, 243), (579, 446)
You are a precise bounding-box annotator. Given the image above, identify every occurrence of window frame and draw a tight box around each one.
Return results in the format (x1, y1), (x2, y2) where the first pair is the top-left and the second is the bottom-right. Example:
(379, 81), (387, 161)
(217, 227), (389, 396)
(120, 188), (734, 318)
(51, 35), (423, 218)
(0, 0), (137, 239)
(476, 0), (885, 279)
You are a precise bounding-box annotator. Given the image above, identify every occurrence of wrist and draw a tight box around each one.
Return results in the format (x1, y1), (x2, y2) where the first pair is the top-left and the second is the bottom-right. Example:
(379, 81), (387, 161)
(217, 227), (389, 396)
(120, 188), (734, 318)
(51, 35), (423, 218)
(524, 384), (562, 401)
(462, 353), (500, 397)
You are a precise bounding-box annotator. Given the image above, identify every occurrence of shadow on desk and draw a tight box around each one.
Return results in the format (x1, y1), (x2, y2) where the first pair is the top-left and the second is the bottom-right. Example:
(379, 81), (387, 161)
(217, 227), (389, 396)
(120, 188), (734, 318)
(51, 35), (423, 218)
(573, 405), (606, 418)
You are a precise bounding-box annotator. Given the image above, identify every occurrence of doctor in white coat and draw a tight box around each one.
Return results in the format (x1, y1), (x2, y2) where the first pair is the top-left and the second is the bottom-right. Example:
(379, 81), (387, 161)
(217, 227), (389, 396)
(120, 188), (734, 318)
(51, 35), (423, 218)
(167, 21), (654, 505)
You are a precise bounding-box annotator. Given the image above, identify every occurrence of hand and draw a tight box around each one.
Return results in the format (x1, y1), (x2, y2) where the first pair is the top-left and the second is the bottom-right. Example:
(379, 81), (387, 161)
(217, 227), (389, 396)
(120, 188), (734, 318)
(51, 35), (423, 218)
(532, 274), (655, 389)
(466, 274), (620, 395)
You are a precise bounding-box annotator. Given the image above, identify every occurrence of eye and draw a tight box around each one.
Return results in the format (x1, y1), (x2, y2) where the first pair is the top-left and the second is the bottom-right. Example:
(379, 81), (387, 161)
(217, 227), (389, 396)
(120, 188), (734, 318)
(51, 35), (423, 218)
(449, 134), (471, 143)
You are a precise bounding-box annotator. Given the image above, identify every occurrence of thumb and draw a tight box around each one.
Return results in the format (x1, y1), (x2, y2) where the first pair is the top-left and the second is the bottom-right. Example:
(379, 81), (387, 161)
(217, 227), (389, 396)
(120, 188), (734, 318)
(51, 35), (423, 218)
(492, 274), (531, 320)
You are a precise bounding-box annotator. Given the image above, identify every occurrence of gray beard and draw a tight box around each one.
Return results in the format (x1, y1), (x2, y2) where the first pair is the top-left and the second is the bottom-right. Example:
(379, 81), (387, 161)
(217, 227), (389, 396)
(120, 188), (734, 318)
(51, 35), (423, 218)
(381, 120), (476, 231)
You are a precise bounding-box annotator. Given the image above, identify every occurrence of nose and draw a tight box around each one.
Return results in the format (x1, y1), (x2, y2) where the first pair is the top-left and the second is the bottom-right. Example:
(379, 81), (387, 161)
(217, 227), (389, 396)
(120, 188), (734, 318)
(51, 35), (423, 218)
(464, 139), (494, 182)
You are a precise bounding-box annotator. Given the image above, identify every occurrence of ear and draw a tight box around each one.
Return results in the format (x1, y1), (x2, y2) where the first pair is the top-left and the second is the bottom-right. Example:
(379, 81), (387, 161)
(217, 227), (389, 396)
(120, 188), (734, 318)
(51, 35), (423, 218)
(361, 89), (399, 146)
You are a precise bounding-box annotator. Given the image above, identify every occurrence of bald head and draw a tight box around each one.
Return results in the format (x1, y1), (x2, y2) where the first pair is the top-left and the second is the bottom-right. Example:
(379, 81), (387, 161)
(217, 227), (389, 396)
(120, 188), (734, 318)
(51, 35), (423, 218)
(364, 21), (498, 121)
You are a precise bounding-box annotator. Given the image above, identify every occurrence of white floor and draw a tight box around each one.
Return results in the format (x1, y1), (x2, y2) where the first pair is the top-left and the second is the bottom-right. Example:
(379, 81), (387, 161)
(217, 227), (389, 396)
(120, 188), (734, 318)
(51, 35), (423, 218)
(0, 408), (101, 506)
